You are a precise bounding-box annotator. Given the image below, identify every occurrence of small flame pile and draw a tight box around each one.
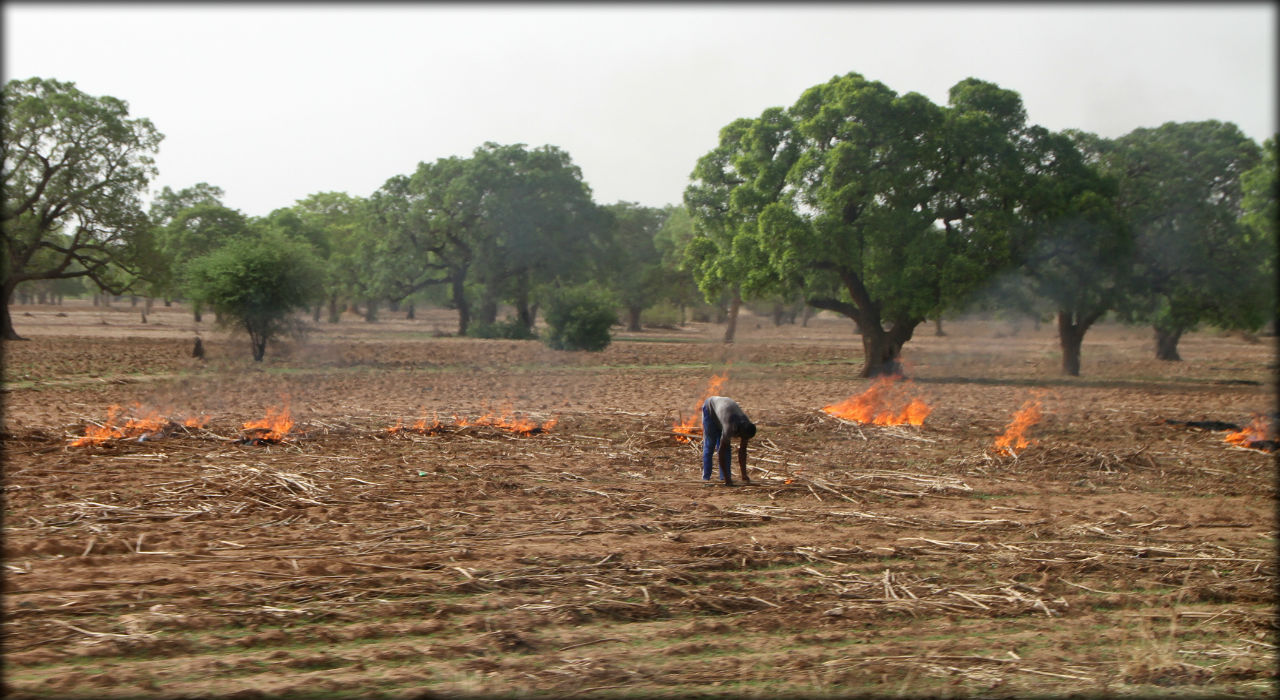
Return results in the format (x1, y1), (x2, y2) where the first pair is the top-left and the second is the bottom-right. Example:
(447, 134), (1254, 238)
(387, 411), (446, 436)
(386, 407), (556, 437)
(1224, 415), (1278, 453)
(994, 398), (1043, 457)
(821, 375), (932, 426)
(673, 372), (730, 442)
(239, 405), (295, 444)
(71, 404), (209, 446)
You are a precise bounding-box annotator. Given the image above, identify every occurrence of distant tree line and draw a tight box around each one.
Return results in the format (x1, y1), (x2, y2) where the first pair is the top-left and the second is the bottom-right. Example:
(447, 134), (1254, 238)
(3, 75), (1275, 371)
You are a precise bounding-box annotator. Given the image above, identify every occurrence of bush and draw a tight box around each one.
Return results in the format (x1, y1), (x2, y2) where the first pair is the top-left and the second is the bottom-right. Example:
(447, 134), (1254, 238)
(541, 285), (618, 351)
(184, 233), (323, 361)
(467, 317), (536, 340)
(640, 302), (682, 329)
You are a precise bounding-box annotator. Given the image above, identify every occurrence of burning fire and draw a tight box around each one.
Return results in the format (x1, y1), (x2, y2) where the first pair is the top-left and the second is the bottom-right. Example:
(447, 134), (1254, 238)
(821, 375), (932, 426)
(387, 407), (555, 437)
(387, 410), (445, 436)
(673, 372), (730, 442)
(1224, 415), (1277, 452)
(71, 404), (203, 446)
(994, 398), (1043, 457)
(241, 405), (295, 442)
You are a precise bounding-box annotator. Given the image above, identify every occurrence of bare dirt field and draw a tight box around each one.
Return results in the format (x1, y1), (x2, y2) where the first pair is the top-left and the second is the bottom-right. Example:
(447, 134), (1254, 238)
(3, 300), (1276, 698)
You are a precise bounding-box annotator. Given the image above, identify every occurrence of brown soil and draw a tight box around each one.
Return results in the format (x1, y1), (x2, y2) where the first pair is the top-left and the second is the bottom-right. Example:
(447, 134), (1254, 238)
(2, 300), (1276, 698)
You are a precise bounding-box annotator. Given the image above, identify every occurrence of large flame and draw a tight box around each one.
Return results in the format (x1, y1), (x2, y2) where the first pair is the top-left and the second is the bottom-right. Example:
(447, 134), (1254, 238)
(673, 372), (730, 442)
(1224, 415), (1276, 452)
(242, 405), (295, 442)
(994, 399), (1043, 456)
(71, 404), (180, 446)
(71, 404), (126, 446)
(821, 376), (932, 426)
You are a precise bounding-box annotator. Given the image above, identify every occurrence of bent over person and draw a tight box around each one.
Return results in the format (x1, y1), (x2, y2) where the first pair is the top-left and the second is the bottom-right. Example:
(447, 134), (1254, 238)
(701, 396), (757, 486)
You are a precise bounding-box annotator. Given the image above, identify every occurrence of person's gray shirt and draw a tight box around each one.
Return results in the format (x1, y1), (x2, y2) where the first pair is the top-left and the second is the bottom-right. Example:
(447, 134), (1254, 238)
(704, 396), (751, 437)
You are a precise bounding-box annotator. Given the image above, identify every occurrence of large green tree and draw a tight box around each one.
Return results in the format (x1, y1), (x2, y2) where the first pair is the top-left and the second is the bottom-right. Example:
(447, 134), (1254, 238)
(469, 143), (608, 331)
(184, 231), (324, 361)
(2, 77), (163, 339)
(1106, 121), (1264, 360)
(367, 155), (486, 335)
(600, 201), (670, 331)
(1017, 129), (1132, 375)
(1239, 136), (1278, 329)
(291, 191), (371, 323)
(148, 183), (250, 319)
(685, 108), (799, 343)
(734, 73), (1037, 376)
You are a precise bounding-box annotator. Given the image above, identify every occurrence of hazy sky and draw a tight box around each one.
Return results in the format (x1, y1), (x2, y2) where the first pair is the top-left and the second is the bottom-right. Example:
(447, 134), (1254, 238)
(4, 3), (1276, 217)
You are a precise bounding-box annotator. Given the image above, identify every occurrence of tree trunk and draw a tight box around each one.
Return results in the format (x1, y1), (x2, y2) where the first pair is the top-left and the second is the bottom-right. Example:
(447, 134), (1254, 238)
(934, 317), (946, 337)
(248, 322), (267, 362)
(1154, 325), (1183, 361)
(722, 287), (742, 344)
(364, 298), (378, 323)
(2, 281), (26, 340)
(514, 277), (533, 332)
(451, 271), (471, 336)
(405, 301), (415, 320)
(859, 320), (917, 378)
(327, 295), (341, 323)
(1057, 311), (1087, 376)
(312, 304), (321, 322)
(626, 306), (643, 332)
(480, 302), (498, 325)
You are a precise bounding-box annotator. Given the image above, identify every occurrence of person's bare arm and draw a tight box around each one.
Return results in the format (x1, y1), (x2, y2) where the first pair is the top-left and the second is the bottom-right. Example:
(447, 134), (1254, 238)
(738, 439), (751, 483)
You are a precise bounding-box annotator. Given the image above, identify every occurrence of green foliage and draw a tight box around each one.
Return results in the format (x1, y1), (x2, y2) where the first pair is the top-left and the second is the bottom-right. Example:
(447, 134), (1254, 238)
(689, 72), (1050, 374)
(1105, 121), (1266, 347)
(2, 76), (163, 338)
(148, 183), (251, 304)
(599, 201), (673, 329)
(184, 233), (324, 361)
(540, 284), (618, 351)
(467, 317), (537, 340)
(1240, 136), (1278, 323)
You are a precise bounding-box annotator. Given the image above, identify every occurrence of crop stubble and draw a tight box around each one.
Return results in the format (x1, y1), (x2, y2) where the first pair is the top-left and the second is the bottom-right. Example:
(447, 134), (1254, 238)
(2, 303), (1276, 698)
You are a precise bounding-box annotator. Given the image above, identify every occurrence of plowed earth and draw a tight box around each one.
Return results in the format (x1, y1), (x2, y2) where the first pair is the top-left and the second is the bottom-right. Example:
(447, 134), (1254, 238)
(3, 301), (1276, 698)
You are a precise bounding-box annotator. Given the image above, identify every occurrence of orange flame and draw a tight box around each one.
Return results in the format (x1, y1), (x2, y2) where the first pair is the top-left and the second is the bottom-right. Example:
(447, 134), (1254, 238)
(71, 404), (125, 446)
(821, 376), (932, 426)
(994, 399), (1043, 456)
(673, 372), (730, 442)
(71, 404), (185, 446)
(182, 415), (209, 429)
(242, 405), (294, 442)
(387, 410), (445, 435)
(391, 407), (553, 437)
(1224, 415), (1275, 452)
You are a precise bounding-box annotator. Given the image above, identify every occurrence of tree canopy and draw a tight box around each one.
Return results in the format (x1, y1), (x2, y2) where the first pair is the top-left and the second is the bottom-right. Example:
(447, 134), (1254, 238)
(2, 77), (163, 339)
(1103, 121), (1264, 360)
(184, 231), (324, 361)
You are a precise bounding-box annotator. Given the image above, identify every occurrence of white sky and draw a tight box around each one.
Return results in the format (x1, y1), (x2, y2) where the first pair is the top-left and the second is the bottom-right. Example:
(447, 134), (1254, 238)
(4, 2), (1276, 218)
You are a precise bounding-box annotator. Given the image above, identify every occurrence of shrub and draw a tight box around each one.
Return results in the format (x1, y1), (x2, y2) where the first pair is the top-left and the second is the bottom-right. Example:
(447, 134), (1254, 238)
(541, 285), (618, 351)
(467, 317), (536, 340)
(640, 302), (683, 329)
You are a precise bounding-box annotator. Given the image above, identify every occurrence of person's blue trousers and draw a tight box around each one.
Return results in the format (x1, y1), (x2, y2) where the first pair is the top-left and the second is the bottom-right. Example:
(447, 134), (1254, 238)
(701, 402), (728, 481)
